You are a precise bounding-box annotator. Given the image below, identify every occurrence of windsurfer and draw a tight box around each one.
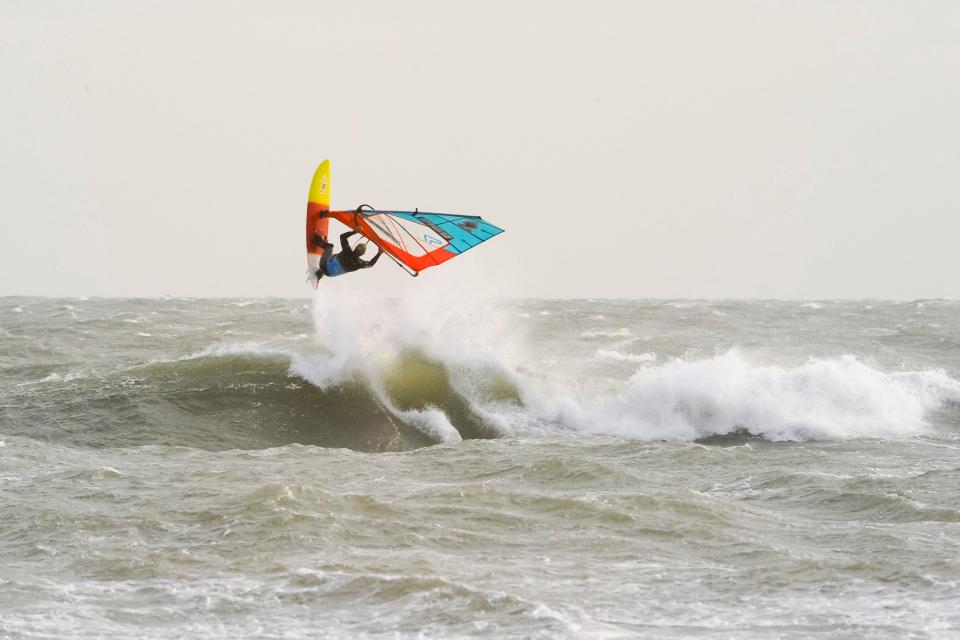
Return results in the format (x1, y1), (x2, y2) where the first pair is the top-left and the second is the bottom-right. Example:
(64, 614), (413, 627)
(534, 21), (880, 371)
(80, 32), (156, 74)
(315, 230), (383, 279)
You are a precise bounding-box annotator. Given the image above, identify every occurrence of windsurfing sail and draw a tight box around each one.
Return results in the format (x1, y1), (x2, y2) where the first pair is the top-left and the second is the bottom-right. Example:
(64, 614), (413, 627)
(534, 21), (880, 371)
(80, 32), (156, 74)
(334, 209), (504, 276)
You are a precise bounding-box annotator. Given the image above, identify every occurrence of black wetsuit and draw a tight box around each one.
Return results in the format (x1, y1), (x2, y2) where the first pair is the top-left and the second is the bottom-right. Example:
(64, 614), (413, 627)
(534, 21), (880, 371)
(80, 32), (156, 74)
(317, 231), (382, 278)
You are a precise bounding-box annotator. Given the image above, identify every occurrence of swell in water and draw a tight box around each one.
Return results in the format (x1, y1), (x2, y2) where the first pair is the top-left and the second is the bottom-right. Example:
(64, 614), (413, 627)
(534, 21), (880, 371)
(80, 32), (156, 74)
(4, 294), (959, 453)
(3, 296), (960, 639)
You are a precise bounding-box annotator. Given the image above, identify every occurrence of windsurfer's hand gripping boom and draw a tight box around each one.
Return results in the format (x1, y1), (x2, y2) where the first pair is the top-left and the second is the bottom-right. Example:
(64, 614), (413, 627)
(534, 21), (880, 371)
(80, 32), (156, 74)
(314, 229), (383, 280)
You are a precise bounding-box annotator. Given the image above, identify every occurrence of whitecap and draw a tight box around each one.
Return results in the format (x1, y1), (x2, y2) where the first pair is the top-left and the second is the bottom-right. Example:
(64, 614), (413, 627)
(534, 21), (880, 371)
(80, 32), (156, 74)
(596, 349), (657, 363)
(179, 342), (294, 362)
(527, 350), (960, 442)
(581, 328), (632, 338)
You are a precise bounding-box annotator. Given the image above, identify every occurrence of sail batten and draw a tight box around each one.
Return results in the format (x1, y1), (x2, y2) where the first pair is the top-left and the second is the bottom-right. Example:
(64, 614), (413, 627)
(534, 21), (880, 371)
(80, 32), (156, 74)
(352, 209), (504, 275)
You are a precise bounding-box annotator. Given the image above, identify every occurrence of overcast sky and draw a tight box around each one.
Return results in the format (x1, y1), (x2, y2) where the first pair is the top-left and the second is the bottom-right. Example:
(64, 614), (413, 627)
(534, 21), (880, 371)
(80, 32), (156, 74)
(2, 1), (959, 299)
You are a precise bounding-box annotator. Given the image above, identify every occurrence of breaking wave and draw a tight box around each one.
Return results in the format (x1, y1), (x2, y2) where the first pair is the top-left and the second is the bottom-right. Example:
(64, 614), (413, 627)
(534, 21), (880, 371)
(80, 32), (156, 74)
(8, 293), (960, 451)
(525, 351), (960, 441)
(292, 291), (960, 445)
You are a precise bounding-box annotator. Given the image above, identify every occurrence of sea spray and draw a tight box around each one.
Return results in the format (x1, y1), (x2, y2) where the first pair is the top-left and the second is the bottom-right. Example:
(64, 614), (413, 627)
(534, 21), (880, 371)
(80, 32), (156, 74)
(296, 292), (960, 443)
(523, 351), (960, 441)
(296, 288), (526, 439)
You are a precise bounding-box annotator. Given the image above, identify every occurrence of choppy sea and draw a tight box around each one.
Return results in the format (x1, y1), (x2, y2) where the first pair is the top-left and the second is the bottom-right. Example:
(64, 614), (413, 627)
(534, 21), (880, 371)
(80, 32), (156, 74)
(1, 295), (959, 638)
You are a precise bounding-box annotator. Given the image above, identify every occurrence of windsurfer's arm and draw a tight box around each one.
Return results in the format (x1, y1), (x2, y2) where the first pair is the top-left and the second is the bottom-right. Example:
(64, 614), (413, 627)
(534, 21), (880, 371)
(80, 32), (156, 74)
(362, 248), (383, 268)
(339, 230), (357, 252)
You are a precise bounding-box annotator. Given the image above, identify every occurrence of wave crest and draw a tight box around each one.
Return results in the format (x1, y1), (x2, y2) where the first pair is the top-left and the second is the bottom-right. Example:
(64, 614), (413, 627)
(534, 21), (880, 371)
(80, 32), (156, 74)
(527, 351), (960, 441)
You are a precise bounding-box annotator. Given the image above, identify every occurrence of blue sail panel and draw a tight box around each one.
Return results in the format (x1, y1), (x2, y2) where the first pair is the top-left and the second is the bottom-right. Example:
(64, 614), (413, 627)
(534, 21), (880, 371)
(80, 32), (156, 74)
(360, 210), (504, 267)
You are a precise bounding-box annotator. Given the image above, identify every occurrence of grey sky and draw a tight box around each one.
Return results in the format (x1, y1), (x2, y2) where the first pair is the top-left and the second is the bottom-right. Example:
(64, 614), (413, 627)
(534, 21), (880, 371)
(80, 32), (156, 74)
(2, 1), (959, 299)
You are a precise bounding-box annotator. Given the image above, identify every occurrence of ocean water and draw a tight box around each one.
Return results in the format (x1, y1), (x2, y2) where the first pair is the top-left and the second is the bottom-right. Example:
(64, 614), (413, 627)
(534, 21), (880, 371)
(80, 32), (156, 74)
(1, 295), (959, 639)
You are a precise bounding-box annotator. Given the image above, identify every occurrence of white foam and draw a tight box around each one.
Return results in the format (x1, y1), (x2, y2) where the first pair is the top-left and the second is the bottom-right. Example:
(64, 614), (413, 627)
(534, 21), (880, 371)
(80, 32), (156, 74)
(181, 342), (293, 361)
(394, 407), (463, 443)
(293, 295), (960, 445)
(288, 351), (351, 389)
(33, 370), (89, 384)
(596, 349), (657, 364)
(527, 351), (960, 441)
(581, 328), (632, 339)
(301, 288), (525, 438)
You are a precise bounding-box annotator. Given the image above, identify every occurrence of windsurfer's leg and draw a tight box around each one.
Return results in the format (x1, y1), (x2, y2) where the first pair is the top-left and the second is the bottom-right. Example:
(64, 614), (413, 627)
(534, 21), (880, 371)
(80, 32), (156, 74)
(316, 241), (334, 277)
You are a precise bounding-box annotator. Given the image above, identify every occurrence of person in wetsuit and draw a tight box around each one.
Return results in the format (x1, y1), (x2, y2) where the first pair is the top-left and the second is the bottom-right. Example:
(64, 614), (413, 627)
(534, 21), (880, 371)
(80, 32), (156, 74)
(315, 230), (383, 279)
